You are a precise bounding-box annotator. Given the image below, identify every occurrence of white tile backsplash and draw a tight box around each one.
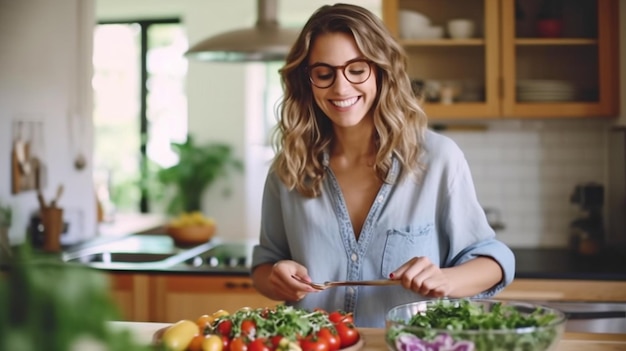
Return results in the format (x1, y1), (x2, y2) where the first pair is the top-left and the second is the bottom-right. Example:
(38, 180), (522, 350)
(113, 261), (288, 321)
(440, 119), (611, 248)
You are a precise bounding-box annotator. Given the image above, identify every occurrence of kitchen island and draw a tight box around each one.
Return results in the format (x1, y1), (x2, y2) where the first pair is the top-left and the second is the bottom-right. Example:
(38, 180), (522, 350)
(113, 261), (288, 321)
(110, 321), (626, 351)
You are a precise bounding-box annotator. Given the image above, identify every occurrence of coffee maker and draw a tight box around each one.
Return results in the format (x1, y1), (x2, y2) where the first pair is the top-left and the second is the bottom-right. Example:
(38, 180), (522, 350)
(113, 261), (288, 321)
(569, 182), (604, 256)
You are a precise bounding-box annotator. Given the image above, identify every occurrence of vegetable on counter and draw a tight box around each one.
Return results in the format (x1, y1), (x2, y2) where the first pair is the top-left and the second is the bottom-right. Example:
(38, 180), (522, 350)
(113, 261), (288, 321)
(158, 305), (361, 351)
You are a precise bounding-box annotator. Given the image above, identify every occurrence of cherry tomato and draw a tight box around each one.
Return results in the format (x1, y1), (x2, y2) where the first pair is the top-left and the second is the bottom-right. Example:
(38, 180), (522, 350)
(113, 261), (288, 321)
(202, 335), (224, 351)
(300, 334), (329, 351)
(241, 319), (257, 337)
(230, 337), (248, 351)
(248, 338), (271, 351)
(335, 323), (359, 348)
(259, 308), (271, 319)
(197, 314), (215, 332)
(317, 328), (340, 351)
(216, 319), (233, 338)
(270, 335), (284, 350)
(221, 335), (231, 351)
(212, 309), (230, 319)
(188, 334), (205, 351)
(328, 311), (353, 325)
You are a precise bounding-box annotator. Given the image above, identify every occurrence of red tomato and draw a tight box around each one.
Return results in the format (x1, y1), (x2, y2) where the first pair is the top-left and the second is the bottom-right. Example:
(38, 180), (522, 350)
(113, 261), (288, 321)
(317, 328), (340, 351)
(328, 311), (353, 325)
(299, 334), (329, 351)
(216, 319), (233, 338)
(187, 334), (205, 351)
(230, 337), (248, 351)
(248, 338), (271, 351)
(270, 335), (284, 350)
(260, 308), (271, 319)
(335, 323), (359, 348)
(222, 335), (231, 351)
(241, 319), (257, 337)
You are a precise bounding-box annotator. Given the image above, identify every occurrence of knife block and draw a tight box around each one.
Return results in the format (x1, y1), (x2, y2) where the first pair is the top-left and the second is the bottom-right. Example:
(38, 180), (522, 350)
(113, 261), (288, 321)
(41, 207), (63, 252)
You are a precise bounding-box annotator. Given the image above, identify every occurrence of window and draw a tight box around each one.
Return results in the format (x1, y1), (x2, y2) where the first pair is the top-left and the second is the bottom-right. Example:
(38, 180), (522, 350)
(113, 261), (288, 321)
(92, 19), (188, 216)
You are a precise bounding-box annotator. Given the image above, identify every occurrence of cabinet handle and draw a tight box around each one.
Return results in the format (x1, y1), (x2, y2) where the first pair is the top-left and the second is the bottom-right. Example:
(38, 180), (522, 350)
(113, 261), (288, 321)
(224, 281), (253, 289)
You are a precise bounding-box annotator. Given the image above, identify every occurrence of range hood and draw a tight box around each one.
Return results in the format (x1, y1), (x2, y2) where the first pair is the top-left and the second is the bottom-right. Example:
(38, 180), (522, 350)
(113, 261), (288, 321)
(185, 0), (299, 62)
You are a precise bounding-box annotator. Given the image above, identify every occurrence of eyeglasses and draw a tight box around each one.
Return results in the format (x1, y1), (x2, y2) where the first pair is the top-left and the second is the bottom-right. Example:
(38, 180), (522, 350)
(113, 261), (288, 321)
(307, 59), (373, 89)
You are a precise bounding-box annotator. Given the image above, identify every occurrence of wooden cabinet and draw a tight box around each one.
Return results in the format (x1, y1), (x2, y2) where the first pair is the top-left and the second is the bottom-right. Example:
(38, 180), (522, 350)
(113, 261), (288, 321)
(152, 275), (280, 323)
(496, 278), (626, 301)
(382, 0), (620, 119)
(109, 272), (153, 322)
(108, 273), (280, 323)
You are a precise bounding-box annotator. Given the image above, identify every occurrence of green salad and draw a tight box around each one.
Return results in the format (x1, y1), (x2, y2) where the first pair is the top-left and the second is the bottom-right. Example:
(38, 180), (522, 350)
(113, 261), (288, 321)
(386, 299), (565, 351)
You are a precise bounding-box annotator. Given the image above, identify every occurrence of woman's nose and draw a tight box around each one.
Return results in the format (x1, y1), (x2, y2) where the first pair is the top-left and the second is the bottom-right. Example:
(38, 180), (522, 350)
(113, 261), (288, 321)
(330, 72), (352, 92)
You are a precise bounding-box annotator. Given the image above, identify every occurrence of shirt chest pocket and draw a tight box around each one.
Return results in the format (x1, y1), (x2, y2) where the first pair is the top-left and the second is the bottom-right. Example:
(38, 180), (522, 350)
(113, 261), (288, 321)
(381, 223), (438, 277)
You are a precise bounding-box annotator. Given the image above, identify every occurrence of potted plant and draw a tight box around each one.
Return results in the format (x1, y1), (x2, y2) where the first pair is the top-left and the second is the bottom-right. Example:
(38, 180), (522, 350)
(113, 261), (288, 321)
(156, 135), (243, 216)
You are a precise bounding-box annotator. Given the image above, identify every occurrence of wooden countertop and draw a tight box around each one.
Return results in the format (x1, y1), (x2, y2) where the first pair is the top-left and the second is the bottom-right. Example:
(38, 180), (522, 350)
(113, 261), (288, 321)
(109, 321), (626, 351)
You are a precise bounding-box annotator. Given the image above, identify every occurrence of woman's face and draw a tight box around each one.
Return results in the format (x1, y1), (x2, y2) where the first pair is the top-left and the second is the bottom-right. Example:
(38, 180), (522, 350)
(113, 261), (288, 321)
(307, 32), (377, 129)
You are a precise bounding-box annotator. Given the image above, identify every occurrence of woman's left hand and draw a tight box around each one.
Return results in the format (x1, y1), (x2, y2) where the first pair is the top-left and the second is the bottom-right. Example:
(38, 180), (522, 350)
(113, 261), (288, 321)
(390, 256), (452, 297)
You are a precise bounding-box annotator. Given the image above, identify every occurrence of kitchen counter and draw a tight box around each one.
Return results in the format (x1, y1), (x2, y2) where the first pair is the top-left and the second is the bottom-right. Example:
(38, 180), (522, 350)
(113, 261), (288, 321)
(52, 234), (626, 281)
(109, 321), (626, 351)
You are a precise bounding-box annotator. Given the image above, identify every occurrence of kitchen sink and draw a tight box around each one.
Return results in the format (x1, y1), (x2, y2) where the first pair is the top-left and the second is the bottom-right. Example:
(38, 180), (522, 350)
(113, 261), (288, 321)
(61, 234), (255, 272)
(65, 252), (175, 264)
(61, 234), (219, 269)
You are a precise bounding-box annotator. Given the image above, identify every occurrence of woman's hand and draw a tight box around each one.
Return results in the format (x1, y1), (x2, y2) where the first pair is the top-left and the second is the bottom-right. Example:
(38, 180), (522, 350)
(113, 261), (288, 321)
(269, 260), (319, 301)
(390, 256), (453, 298)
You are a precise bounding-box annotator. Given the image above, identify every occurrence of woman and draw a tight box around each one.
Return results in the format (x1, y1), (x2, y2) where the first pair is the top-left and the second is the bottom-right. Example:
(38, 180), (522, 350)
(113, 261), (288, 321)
(251, 3), (515, 327)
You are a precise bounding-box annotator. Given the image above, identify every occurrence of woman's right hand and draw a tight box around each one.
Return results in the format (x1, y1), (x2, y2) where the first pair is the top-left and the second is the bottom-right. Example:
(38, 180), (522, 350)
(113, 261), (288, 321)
(270, 260), (319, 301)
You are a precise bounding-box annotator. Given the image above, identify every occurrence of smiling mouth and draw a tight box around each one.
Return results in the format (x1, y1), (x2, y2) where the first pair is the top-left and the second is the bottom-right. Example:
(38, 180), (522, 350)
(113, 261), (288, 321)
(330, 96), (359, 108)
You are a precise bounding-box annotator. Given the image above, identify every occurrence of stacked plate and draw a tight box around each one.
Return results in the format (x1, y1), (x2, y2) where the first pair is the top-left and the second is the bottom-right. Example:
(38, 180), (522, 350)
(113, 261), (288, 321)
(517, 80), (576, 102)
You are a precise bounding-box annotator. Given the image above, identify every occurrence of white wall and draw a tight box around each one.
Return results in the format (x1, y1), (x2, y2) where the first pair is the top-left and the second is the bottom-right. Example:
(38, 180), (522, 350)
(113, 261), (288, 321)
(0, 0), (95, 245)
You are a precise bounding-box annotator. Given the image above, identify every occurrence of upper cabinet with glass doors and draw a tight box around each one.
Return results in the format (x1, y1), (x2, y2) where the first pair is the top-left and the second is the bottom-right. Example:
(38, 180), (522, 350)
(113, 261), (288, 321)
(382, 0), (619, 120)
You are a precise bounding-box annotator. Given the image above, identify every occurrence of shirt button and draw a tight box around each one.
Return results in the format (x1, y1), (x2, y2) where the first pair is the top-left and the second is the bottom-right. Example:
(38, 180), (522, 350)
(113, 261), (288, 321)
(351, 253), (358, 262)
(376, 195), (384, 203)
(347, 287), (355, 295)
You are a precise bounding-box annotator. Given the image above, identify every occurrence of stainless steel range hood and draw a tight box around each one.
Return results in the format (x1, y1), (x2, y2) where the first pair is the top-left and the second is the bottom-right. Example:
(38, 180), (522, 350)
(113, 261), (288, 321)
(185, 0), (299, 62)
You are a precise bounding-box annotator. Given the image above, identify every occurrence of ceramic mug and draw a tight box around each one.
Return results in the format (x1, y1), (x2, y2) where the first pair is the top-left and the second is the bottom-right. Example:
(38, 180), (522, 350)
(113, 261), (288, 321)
(536, 18), (563, 38)
(447, 19), (475, 39)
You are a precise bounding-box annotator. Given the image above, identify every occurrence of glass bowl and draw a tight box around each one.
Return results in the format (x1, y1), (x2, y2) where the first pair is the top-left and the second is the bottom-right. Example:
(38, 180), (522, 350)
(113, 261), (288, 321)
(385, 299), (566, 351)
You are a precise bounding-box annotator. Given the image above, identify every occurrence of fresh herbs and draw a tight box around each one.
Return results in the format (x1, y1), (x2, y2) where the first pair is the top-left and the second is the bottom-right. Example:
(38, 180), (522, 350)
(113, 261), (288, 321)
(217, 305), (335, 341)
(407, 299), (557, 330)
(387, 299), (564, 351)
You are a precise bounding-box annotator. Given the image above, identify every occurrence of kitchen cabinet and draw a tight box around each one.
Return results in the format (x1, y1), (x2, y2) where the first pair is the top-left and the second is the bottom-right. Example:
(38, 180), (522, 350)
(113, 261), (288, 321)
(496, 278), (626, 301)
(108, 273), (280, 323)
(382, 0), (620, 119)
(152, 275), (280, 323)
(109, 272), (153, 322)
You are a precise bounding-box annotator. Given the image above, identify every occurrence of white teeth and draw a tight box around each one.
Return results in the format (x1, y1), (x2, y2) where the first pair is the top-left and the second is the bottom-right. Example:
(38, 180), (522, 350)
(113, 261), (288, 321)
(331, 97), (358, 108)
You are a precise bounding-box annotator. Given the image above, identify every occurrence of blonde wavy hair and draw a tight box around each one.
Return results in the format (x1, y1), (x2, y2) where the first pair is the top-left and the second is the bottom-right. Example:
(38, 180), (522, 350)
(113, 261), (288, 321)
(271, 3), (428, 198)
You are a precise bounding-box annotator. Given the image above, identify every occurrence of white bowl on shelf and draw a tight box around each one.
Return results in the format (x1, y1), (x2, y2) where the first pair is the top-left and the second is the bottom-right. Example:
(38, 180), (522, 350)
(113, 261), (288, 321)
(398, 9), (431, 39)
(447, 18), (475, 39)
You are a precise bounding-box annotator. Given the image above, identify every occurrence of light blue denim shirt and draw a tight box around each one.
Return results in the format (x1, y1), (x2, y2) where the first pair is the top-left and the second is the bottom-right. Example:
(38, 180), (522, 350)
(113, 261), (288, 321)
(251, 130), (515, 327)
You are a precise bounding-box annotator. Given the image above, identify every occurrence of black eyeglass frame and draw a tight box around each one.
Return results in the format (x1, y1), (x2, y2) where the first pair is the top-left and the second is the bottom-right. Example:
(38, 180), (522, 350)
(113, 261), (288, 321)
(307, 58), (374, 89)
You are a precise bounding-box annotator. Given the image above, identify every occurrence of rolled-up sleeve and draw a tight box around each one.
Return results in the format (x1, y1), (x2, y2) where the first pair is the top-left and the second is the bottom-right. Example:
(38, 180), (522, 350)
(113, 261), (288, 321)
(438, 142), (516, 296)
